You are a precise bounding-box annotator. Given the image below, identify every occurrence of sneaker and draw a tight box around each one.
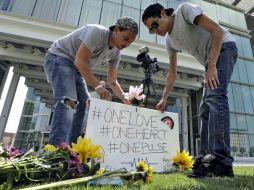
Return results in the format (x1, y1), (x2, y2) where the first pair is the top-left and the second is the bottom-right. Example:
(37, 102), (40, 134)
(192, 155), (204, 170)
(187, 154), (234, 178)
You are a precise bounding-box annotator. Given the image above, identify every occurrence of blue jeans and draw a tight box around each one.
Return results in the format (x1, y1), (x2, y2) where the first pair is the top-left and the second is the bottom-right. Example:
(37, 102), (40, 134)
(199, 42), (238, 166)
(43, 53), (90, 146)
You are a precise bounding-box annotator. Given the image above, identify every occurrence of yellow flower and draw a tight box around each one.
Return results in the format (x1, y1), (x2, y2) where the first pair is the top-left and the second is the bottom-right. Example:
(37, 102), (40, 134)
(145, 166), (154, 183)
(171, 150), (194, 170)
(136, 160), (148, 172)
(69, 136), (103, 163)
(43, 144), (58, 152)
(95, 168), (105, 175)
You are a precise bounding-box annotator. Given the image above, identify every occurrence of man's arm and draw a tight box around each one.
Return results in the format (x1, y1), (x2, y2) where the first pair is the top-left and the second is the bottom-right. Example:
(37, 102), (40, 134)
(156, 54), (177, 112)
(107, 65), (130, 104)
(195, 14), (223, 89)
(74, 43), (111, 100)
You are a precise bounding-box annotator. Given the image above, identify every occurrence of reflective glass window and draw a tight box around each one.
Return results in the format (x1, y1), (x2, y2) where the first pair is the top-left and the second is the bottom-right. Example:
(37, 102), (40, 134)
(8, 0), (36, 16)
(250, 87), (254, 109)
(241, 85), (254, 113)
(123, 0), (140, 9)
(200, 0), (217, 22)
(0, 0), (11, 11)
(241, 37), (253, 58)
(246, 115), (254, 134)
(79, 0), (102, 26)
(122, 6), (140, 24)
(231, 59), (240, 81)
(230, 113), (237, 132)
(236, 114), (247, 133)
(32, 0), (61, 22)
(245, 61), (254, 85)
(232, 34), (243, 56)
(107, 0), (122, 4)
(57, 0), (83, 26)
(237, 59), (248, 83)
(235, 11), (247, 29)
(231, 83), (244, 112)
(100, 1), (121, 28)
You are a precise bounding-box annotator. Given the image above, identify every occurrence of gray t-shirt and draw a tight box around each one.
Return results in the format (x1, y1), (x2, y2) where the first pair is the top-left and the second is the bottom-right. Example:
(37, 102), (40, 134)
(166, 2), (235, 65)
(48, 24), (120, 68)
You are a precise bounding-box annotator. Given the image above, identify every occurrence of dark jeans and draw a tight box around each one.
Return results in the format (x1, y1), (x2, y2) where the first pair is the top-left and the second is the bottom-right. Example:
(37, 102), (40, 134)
(199, 42), (238, 166)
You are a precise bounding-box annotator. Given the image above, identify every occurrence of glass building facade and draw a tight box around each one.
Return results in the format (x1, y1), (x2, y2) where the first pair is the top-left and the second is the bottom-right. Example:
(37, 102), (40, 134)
(1, 0), (254, 157)
(14, 88), (50, 151)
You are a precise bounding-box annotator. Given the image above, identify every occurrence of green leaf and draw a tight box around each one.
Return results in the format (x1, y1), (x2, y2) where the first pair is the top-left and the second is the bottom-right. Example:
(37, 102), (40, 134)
(83, 163), (90, 174)
(89, 162), (100, 176)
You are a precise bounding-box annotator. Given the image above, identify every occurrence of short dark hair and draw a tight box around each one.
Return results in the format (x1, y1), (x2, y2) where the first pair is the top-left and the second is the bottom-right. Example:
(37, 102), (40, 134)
(142, 3), (174, 23)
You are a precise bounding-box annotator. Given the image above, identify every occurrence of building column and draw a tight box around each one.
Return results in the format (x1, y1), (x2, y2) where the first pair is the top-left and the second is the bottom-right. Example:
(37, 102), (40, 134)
(181, 96), (188, 151)
(0, 71), (20, 141)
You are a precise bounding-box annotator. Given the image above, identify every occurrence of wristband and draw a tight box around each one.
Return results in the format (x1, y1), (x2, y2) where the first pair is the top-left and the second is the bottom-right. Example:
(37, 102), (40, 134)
(95, 84), (103, 91)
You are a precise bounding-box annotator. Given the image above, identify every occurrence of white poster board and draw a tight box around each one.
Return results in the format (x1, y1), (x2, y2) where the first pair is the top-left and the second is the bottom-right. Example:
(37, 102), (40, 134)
(85, 98), (179, 172)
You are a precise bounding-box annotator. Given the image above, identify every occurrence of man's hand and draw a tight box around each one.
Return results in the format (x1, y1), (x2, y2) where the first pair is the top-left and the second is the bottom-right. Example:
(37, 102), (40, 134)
(96, 87), (112, 101)
(204, 65), (220, 90)
(156, 99), (167, 112)
(122, 96), (131, 105)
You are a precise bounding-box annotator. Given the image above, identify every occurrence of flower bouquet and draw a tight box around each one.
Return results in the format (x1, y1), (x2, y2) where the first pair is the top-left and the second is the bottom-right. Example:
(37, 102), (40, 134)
(0, 136), (154, 189)
(124, 84), (146, 107)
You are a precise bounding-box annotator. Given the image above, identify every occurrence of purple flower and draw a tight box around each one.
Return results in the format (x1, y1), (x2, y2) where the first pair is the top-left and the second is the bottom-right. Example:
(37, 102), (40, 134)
(68, 153), (84, 176)
(4, 144), (22, 158)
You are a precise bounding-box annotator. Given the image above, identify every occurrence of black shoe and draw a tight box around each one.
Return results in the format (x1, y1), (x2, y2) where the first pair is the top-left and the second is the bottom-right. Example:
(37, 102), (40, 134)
(192, 155), (204, 170)
(187, 154), (234, 178)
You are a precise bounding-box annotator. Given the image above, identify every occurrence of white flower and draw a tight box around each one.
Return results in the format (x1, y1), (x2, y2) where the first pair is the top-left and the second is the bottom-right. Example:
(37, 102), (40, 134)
(126, 84), (146, 101)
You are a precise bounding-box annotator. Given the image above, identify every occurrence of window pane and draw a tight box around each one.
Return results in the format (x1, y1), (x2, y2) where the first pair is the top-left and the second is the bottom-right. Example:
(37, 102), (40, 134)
(107, 0), (122, 4)
(231, 59), (240, 81)
(250, 87), (254, 110)
(230, 113), (237, 132)
(241, 37), (253, 58)
(122, 6), (140, 23)
(245, 61), (254, 85)
(246, 115), (254, 134)
(0, 0), (11, 11)
(232, 34), (243, 56)
(79, 0), (102, 26)
(8, 0), (36, 16)
(123, 0), (140, 9)
(228, 83), (235, 112)
(236, 114), (247, 132)
(100, 1), (121, 28)
(235, 11), (247, 29)
(237, 59), (248, 83)
(201, 0), (217, 22)
(231, 83), (244, 112)
(218, 5), (230, 24)
(241, 85), (254, 113)
(32, 0), (61, 22)
(57, 0), (83, 26)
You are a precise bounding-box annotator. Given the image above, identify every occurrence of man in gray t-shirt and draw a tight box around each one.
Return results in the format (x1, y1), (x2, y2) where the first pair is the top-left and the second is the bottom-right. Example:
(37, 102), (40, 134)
(43, 17), (138, 146)
(142, 3), (238, 177)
